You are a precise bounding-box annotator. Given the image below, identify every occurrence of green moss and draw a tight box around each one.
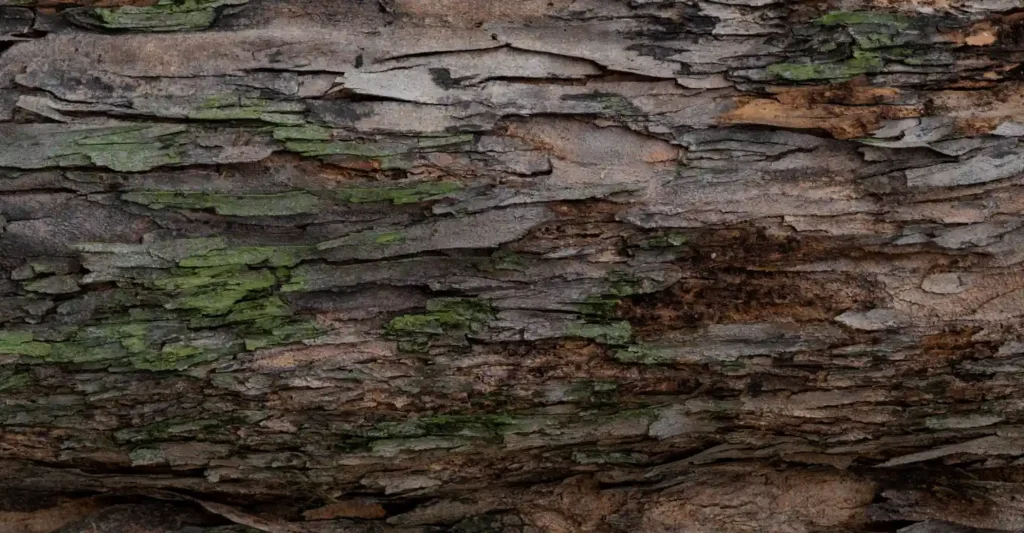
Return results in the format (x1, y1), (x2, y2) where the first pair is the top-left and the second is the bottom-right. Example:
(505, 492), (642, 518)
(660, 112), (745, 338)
(489, 249), (527, 271)
(279, 269), (309, 293)
(334, 181), (462, 205)
(149, 237), (228, 261)
(850, 30), (896, 49)
(156, 266), (276, 315)
(170, 288), (250, 316)
(35, 321), (183, 365)
(881, 47), (942, 65)
(223, 297), (290, 324)
(387, 314), (448, 336)
(385, 298), (495, 351)
(613, 344), (673, 365)
(767, 50), (883, 81)
(153, 266), (270, 293)
(7, 254), (320, 371)
(610, 345), (675, 366)
(86, 145), (183, 172)
(267, 245), (315, 267)
(0, 372), (30, 392)
(566, 321), (632, 345)
(576, 296), (621, 320)
(121, 190), (321, 216)
(367, 413), (516, 440)
(418, 413), (516, 438)
(816, 10), (911, 28)
(52, 125), (188, 172)
(189, 97), (304, 125)
(43, 342), (121, 364)
(130, 336), (242, 371)
(179, 247), (275, 268)
(128, 447), (165, 466)
(0, 331), (52, 357)
(65, 0), (248, 33)
(0, 329), (39, 347)
(242, 319), (320, 351)
(814, 11), (918, 51)
(199, 95), (240, 109)
(179, 245), (313, 268)
(374, 232), (406, 245)
(608, 272), (643, 297)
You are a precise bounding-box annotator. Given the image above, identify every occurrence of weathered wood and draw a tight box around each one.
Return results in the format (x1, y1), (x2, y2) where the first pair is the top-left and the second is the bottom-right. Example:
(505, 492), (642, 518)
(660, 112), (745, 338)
(3, 0), (1024, 531)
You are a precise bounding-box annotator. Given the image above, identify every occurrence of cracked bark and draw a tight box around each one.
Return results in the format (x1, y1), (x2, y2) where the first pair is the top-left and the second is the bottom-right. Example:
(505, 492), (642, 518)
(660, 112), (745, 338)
(4, 1), (1024, 532)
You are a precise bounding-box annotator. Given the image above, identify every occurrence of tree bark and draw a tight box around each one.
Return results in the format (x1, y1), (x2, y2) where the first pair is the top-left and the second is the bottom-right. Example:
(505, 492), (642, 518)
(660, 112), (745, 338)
(3, 1), (1024, 531)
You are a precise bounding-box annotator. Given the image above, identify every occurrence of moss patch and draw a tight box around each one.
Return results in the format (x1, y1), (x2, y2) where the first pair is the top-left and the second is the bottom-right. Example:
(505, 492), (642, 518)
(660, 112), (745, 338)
(67, 125), (186, 172)
(189, 97), (304, 125)
(155, 266), (277, 316)
(576, 296), (621, 320)
(0, 372), (31, 392)
(374, 232), (406, 245)
(613, 344), (675, 365)
(816, 10), (912, 29)
(179, 245), (314, 268)
(64, 0), (249, 32)
(0, 331), (52, 358)
(385, 298), (495, 351)
(767, 50), (883, 81)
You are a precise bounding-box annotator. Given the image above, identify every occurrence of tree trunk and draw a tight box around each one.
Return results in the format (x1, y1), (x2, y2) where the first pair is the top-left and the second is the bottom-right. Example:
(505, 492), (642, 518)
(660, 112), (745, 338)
(3, 1), (1024, 531)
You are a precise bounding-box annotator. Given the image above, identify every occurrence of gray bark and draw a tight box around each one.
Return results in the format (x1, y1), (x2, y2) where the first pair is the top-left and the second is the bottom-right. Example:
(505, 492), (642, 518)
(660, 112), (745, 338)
(3, 1), (1024, 531)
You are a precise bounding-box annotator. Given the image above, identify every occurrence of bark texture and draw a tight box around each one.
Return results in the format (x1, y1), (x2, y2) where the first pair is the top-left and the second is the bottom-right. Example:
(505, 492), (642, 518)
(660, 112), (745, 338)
(3, 0), (1024, 531)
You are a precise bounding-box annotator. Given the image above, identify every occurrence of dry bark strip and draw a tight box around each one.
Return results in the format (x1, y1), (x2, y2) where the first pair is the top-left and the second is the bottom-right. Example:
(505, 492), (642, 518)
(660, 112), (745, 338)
(3, 0), (1024, 531)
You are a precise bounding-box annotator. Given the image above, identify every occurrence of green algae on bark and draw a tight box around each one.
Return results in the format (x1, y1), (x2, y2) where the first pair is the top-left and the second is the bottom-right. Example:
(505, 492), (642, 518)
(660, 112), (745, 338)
(767, 51), (884, 81)
(386, 298), (496, 351)
(64, 0), (249, 33)
(189, 97), (305, 125)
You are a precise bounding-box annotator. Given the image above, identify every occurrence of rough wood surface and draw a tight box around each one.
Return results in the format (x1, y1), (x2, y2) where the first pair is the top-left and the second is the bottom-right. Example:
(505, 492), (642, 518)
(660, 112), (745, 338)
(4, 0), (1024, 531)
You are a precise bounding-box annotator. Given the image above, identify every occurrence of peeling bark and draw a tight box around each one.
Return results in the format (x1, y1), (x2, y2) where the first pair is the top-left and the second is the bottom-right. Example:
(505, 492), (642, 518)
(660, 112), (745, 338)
(3, 0), (1024, 531)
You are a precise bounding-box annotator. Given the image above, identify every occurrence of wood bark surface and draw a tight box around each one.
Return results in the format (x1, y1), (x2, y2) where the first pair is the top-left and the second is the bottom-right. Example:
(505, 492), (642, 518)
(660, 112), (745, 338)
(3, 1), (1024, 531)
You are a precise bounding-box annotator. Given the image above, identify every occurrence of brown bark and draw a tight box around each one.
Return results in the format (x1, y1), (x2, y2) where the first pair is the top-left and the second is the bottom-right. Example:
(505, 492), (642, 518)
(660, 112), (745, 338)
(3, 0), (1024, 531)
